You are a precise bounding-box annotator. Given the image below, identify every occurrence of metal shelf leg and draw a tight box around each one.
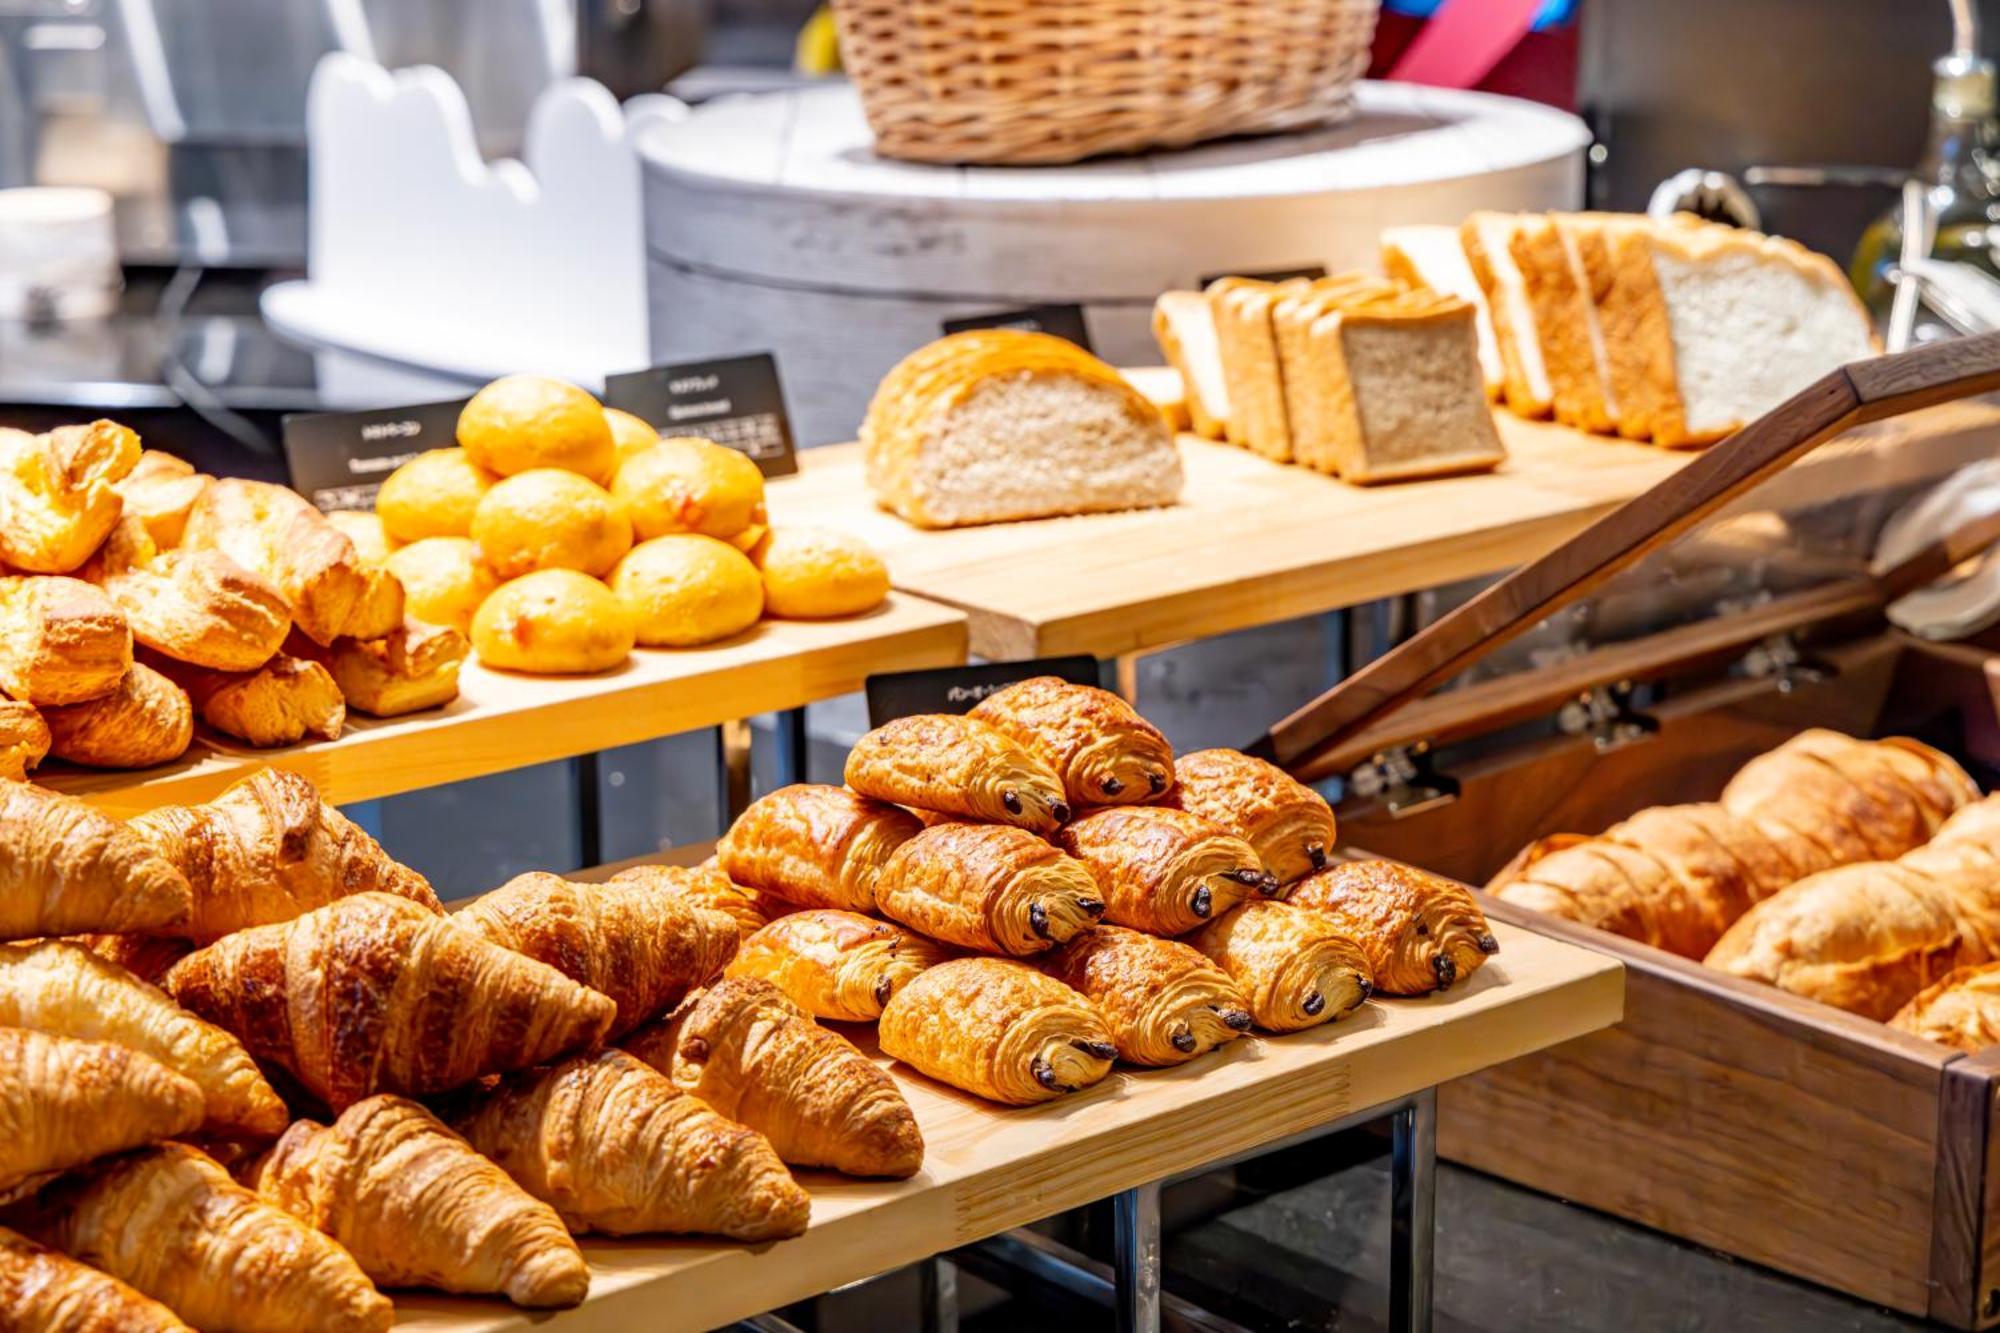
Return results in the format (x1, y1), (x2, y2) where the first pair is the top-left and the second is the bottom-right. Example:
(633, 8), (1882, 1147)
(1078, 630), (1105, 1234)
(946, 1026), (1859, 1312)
(920, 1254), (960, 1333)
(716, 718), (753, 833)
(1389, 1087), (1438, 1333)
(774, 706), (810, 786)
(1114, 1180), (1163, 1333)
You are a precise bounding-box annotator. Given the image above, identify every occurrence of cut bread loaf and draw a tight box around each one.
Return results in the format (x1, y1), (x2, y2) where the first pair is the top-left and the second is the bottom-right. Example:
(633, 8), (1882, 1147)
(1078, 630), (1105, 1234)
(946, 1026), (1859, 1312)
(861, 330), (1182, 529)
(1151, 293), (1230, 440)
(1206, 277), (1313, 461)
(1381, 224), (1503, 400)
(1271, 275), (1402, 467)
(1459, 212), (1556, 419)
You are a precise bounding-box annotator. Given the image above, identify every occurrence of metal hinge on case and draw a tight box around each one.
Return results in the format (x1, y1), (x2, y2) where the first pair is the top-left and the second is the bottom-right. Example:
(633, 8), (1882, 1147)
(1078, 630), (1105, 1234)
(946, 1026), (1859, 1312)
(1735, 632), (1836, 693)
(1556, 681), (1658, 752)
(1347, 741), (1459, 819)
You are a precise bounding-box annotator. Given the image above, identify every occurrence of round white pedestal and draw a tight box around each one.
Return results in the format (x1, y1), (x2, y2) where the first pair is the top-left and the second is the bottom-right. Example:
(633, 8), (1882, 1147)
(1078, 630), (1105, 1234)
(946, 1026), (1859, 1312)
(639, 80), (1589, 443)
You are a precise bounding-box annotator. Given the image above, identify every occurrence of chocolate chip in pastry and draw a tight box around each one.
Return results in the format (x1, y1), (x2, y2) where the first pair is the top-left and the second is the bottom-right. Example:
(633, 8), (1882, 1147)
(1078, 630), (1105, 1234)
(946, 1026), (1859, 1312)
(725, 908), (951, 1021)
(875, 821), (1104, 956)
(1037, 925), (1252, 1066)
(717, 783), (921, 912)
(1289, 859), (1496, 995)
(844, 713), (1069, 832)
(968, 675), (1174, 806)
(1189, 900), (1372, 1033)
(1057, 805), (1272, 935)
(1162, 748), (1337, 887)
(879, 957), (1116, 1105)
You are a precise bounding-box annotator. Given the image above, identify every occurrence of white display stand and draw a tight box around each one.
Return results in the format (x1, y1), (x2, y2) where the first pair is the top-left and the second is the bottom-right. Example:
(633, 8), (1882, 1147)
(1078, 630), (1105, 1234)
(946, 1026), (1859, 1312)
(639, 80), (1591, 443)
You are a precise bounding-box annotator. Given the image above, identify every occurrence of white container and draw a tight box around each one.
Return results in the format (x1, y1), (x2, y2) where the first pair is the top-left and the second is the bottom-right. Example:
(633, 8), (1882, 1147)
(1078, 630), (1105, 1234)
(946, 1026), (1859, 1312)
(0, 187), (121, 321)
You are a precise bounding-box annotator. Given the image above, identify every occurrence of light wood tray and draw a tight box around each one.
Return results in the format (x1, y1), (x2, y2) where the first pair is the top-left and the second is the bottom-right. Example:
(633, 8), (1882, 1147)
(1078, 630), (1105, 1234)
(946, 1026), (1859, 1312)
(390, 917), (1621, 1331)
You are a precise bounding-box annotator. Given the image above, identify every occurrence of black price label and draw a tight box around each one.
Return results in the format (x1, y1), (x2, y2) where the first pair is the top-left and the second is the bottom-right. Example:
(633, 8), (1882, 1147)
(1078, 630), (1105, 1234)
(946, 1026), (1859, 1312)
(865, 655), (1102, 728)
(942, 303), (1094, 352)
(603, 353), (799, 478)
(281, 399), (467, 512)
(1197, 264), (1328, 288)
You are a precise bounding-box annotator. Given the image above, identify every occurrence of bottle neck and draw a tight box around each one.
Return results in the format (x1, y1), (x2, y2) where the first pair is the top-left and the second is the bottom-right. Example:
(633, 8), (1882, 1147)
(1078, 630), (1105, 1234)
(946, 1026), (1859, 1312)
(1918, 55), (2000, 185)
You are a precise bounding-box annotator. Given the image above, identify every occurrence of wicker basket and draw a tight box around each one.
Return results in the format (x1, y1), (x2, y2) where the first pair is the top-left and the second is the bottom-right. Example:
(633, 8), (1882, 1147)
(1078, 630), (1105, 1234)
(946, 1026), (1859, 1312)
(831, 0), (1382, 167)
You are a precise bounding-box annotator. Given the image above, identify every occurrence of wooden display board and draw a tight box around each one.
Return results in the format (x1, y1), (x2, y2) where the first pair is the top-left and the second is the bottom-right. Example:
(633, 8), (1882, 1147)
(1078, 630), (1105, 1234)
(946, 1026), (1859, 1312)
(37, 595), (966, 817)
(388, 918), (1621, 1331)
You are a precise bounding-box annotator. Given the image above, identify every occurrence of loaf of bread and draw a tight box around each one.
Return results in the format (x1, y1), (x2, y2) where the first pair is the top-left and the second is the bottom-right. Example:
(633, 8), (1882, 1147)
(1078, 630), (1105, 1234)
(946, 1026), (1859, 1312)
(1149, 293), (1229, 440)
(1380, 224), (1502, 399)
(862, 330), (1182, 529)
(1206, 278), (1312, 460)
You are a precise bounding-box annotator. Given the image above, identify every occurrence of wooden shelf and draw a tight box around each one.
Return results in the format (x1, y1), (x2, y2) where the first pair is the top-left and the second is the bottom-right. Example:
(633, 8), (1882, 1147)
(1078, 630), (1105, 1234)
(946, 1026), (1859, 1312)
(766, 400), (1999, 662)
(389, 917), (1621, 1331)
(39, 594), (967, 817)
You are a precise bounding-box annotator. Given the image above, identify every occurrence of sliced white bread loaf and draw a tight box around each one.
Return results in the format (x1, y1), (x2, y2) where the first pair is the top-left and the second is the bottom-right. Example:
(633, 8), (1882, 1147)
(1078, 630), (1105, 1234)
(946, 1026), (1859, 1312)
(1272, 275), (1404, 471)
(1121, 365), (1191, 433)
(1563, 212), (1664, 441)
(1207, 277), (1313, 462)
(1151, 292), (1229, 440)
(1460, 212), (1555, 419)
(1381, 224), (1503, 400)
(1500, 213), (1617, 433)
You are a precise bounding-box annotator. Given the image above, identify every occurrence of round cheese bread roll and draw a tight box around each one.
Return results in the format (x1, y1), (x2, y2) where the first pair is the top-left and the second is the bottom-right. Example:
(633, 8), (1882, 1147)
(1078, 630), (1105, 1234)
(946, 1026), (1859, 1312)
(751, 527), (889, 619)
(458, 374), (616, 483)
(611, 437), (764, 541)
(604, 407), (660, 461)
(471, 469), (632, 580)
(375, 447), (497, 543)
(323, 509), (395, 563)
(386, 536), (499, 634)
(608, 534), (764, 647)
(472, 569), (634, 674)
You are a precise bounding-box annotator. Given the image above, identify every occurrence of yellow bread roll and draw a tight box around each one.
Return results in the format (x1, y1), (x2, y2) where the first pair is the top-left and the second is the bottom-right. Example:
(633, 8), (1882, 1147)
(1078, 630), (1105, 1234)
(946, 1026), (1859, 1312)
(385, 537), (499, 635)
(323, 509), (396, 563)
(751, 527), (889, 618)
(609, 535), (764, 647)
(604, 408), (660, 461)
(375, 448), (497, 543)
(612, 437), (764, 541)
(459, 375), (616, 483)
(472, 569), (634, 674)
(728, 507), (769, 554)
(472, 469), (632, 581)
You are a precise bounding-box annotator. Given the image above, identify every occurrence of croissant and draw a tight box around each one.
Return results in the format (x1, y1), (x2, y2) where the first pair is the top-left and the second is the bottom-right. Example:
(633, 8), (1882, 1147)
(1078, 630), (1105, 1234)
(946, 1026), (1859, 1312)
(289, 620), (467, 718)
(1057, 805), (1272, 936)
(0, 699), (50, 780)
(880, 957), (1115, 1104)
(1037, 925), (1252, 1066)
(0, 781), (190, 940)
(844, 713), (1071, 832)
(0, 575), (131, 706)
(0, 1026), (204, 1201)
(1289, 860), (1497, 995)
(725, 908), (950, 1020)
(146, 651), (346, 748)
(0, 940), (286, 1137)
(608, 859), (785, 940)
(452, 1048), (811, 1239)
(0, 1225), (193, 1332)
(0, 420), (139, 574)
(1189, 901), (1373, 1033)
(875, 821), (1105, 956)
(35, 1143), (392, 1333)
(81, 516), (289, 672)
(1163, 748), (1337, 887)
(716, 783), (922, 911)
(244, 1095), (589, 1308)
(164, 892), (617, 1110)
(1722, 732), (1923, 865)
(455, 870), (739, 1037)
(1889, 963), (2000, 1051)
(41, 663), (194, 769)
(967, 675), (1175, 806)
(130, 767), (439, 942)
(182, 478), (369, 646)
(71, 931), (191, 984)
(114, 450), (210, 548)
(626, 977), (925, 1178)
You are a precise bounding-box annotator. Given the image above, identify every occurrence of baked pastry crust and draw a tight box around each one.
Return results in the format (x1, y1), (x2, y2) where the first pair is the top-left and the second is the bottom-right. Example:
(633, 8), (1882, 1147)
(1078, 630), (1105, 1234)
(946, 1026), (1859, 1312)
(1188, 900), (1373, 1033)
(1163, 748), (1337, 887)
(725, 908), (950, 1021)
(41, 662), (194, 770)
(1289, 859), (1497, 995)
(626, 977), (924, 1178)
(0, 700), (50, 781)
(845, 713), (1070, 832)
(0, 1026), (203, 1202)
(112, 449), (208, 549)
(0, 781), (190, 940)
(1057, 805), (1271, 935)
(0, 575), (131, 706)
(82, 518), (290, 672)
(878, 956), (1116, 1105)
(876, 821), (1105, 956)
(0, 1223), (194, 1332)
(182, 478), (370, 645)
(608, 859), (785, 941)
(969, 675), (1175, 807)
(1038, 925), (1252, 1066)
(717, 782), (921, 912)
(148, 651), (346, 748)
(292, 620), (468, 718)
(1889, 962), (2000, 1052)
(0, 420), (140, 573)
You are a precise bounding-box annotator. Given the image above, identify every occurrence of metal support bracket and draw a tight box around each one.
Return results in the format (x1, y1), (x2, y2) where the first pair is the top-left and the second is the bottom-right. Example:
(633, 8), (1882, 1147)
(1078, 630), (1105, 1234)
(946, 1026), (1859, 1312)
(1554, 680), (1658, 752)
(1733, 631), (1837, 693)
(1347, 742), (1460, 818)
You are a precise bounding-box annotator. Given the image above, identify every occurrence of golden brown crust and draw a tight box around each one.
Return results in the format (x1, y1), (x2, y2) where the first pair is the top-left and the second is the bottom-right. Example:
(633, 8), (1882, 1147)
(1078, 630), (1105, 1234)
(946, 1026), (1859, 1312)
(1288, 860), (1496, 995)
(1459, 216), (1551, 418)
(456, 870), (738, 1037)
(876, 821), (1105, 956)
(0, 1026), (204, 1202)
(726, 908), (950, 1021)
(163, 892), (616, 1109)
(0, 1224), (193, 1332)
(717, 783), (922, 911)
(878, 957), (1115, 1105)
(1515, 214), (1615, 433)
(845, 713), (1070, 831)
(1889, 962), (2000, 1052)
(1037, 925), (1251, 1066)
(0, 781), (190, 939)
(41, 662), (194, 769)
(968, 676), (1175, 807)
(0, 575), (132, 706)
(147, 651), (346, 747)
(292, 620), (468, 718)
(69, 932), (191, 984)
(0, 700), (50, 780)
(607, 860), (785, 941)
(114, 451), (210, 550)
(37, 1143), (392, 1333)
(0, 420), (140, 573)
(1162, 748), (1336, 886)
(245, 1096), (588, 1308)
(452, 1048), (810, 1239)
(1188, 900), (1372, 1033)
(82, 517), (290, 672)
(338, 562), (406, 642)
(1722, 735), (1917, 865)
(626, 977), (924, 1178)
(182, 478), (369, 646)
(1057, 805), (1269, 935)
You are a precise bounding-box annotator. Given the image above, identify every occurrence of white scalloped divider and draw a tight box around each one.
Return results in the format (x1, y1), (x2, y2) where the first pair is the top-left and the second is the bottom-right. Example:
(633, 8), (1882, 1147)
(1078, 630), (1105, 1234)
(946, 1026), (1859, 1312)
(262, 53), (681, 389)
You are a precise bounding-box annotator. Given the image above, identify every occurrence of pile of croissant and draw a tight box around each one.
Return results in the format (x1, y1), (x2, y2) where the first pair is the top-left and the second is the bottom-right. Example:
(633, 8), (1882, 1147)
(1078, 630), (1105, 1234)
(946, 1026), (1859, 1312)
(1488, 728), (2000, 1045)
(710, 675), (1499, 1107)
(0, 419), (467, 780)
